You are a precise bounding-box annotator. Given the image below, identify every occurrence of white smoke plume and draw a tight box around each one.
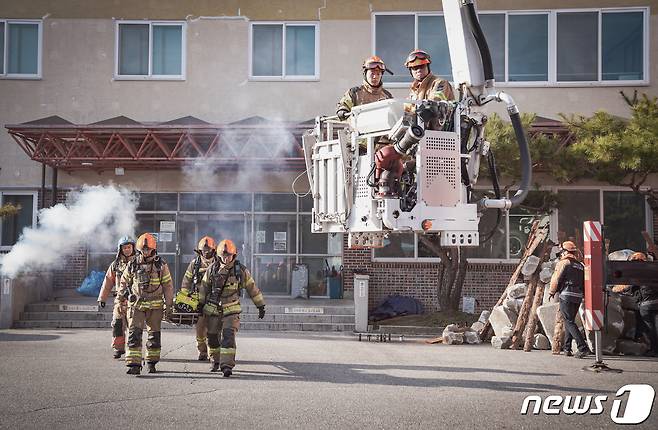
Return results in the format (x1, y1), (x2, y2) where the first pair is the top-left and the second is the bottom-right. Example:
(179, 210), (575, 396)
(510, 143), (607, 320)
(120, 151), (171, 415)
(181, 120), (304, 191)
(0, 184), (138, 278)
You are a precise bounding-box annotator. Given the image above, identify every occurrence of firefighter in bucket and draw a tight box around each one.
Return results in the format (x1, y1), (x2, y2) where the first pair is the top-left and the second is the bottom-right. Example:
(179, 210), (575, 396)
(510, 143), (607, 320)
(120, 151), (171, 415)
(199, 239), (266, 377)
(175, 236), (218, 361)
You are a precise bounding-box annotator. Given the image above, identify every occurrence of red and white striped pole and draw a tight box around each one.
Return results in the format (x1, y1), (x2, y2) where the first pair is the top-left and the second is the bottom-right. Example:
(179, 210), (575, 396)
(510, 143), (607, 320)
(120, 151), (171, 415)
(583, 220), (604, 363)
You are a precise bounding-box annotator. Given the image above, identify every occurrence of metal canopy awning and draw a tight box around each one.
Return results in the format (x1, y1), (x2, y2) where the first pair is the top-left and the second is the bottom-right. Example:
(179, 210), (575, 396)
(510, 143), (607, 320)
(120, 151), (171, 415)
(6, 114), (572, 172)
(5, 115), (309, 171)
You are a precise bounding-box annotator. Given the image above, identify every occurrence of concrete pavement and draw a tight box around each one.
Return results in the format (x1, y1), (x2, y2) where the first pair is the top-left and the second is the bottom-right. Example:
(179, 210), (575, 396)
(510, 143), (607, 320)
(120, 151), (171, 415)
(0, 329), (657, 429)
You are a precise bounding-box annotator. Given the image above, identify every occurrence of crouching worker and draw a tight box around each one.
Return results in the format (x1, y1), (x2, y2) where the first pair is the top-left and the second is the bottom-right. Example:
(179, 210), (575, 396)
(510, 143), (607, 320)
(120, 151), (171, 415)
(199, 239), (266, 377)
(117, 233), (174, 375)
(613, 252), (658, 357)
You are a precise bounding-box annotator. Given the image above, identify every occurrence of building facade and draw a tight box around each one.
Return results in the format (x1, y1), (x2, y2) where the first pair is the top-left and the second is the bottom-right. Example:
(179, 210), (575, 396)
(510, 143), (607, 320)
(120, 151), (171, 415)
(1, 0), (657, 312)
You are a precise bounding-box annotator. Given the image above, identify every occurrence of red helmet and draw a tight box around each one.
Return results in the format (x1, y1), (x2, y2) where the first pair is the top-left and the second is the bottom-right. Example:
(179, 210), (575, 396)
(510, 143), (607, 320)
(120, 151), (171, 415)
(405, 49), (431, 68)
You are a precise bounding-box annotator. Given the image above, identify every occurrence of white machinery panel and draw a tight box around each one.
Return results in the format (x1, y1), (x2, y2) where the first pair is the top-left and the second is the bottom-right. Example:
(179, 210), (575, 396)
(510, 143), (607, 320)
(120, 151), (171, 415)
(350, 99), (406, 134)
(419, 130), (461, 208)
(311, 137), (347, 233)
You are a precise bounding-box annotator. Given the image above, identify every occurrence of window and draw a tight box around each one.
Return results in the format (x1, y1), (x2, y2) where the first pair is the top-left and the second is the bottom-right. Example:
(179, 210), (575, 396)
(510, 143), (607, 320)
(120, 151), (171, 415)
(375, 233), (415, 259)
(557, 12), (598, 82)
(509, 13), (548, 82)
(1, 192), (37, 248)
(137, 193), (178, 212)
(373, 7), (647, 86)
(479, 14), (505, 82)
(255, 193), (296, 212)
(115, 21), (185, 79)
(603, 191), (646, 251)
(135, 213), (177, 254)
(250, 22), (318, 79)
(374, 13), (452, 84)
(254, 214), (296, 254)
(602, 11), (644, 81)
(179, 193), (251, 212)
(557, 190), (600, 242)
(0, 20), (41, 78)
(87, 192), (340, 296)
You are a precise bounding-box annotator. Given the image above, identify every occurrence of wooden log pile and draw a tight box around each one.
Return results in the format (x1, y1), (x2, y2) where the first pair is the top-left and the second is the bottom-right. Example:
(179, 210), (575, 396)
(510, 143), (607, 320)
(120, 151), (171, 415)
(480, 217), (560, 352)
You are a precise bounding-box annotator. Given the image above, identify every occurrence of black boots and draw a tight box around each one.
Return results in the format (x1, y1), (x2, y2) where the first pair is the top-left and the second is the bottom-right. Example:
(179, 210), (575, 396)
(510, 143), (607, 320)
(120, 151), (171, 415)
(147, 362), (157, 373)
(113, 350), (124, 359)
(198, 352), (209, 361)
(126, 365), (141, 375)
(210, 362), (232, 377)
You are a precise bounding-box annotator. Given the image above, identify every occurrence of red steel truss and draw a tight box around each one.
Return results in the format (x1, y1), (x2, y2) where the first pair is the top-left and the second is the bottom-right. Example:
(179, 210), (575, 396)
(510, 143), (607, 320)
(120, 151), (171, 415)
(5, 117), (311, 171)
(6, 116), (572, 172)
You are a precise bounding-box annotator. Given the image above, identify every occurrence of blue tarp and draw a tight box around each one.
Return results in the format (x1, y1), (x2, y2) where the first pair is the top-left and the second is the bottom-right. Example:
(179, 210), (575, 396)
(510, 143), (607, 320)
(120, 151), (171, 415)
(76, 270), (105, 297)
(371, 295), (424, 321)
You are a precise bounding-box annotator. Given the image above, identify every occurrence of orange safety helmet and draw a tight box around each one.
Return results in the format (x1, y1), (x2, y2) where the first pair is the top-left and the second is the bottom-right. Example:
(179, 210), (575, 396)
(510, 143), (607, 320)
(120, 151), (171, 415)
(404, 49), (431, 68)
(136, 233), (157, 252)
(197, 236), (216, 251)
(629, 251), (647, 261)
(217, 239), (238, 256)
(561, 241), (578, 253)
(363, 55), (386, 71)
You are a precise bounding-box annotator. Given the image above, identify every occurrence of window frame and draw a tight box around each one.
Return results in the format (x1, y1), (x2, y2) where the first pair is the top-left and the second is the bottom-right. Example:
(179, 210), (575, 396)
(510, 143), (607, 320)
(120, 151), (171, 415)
(372, 7), (649, 88)
(0, 190), (38, 251)
(248, 21), (320, 81)
(0, 19), (43, 79)
(114, 192), (341, 297)
(371, 11), (435, 88)
(113, 20), (187, 81)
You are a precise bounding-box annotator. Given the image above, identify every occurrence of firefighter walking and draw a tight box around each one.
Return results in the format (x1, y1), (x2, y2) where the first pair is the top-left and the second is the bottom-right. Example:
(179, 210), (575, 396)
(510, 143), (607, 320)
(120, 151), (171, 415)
(97, 236), (136, 358)
(117, 233), (174, 374)
(200, 239), (266, 377)
(180, 236), (217, 361)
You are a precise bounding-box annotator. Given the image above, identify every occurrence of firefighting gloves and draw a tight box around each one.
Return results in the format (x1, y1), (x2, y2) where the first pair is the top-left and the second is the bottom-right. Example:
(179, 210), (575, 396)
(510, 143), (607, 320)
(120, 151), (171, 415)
(337, 109), (350, 121)
(98, 301), (106, 309)
(165, 305), (173, 320)
(257, 306), (266, 319)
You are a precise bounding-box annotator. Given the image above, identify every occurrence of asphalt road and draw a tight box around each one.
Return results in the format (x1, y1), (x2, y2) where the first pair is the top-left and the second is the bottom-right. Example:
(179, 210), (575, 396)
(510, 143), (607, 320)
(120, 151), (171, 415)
(0, 329), (657, 430)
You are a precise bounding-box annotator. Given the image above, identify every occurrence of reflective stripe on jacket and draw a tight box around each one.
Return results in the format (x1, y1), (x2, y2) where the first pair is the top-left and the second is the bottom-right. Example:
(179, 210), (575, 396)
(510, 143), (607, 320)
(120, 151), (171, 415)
(200, 260), (265, 316)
